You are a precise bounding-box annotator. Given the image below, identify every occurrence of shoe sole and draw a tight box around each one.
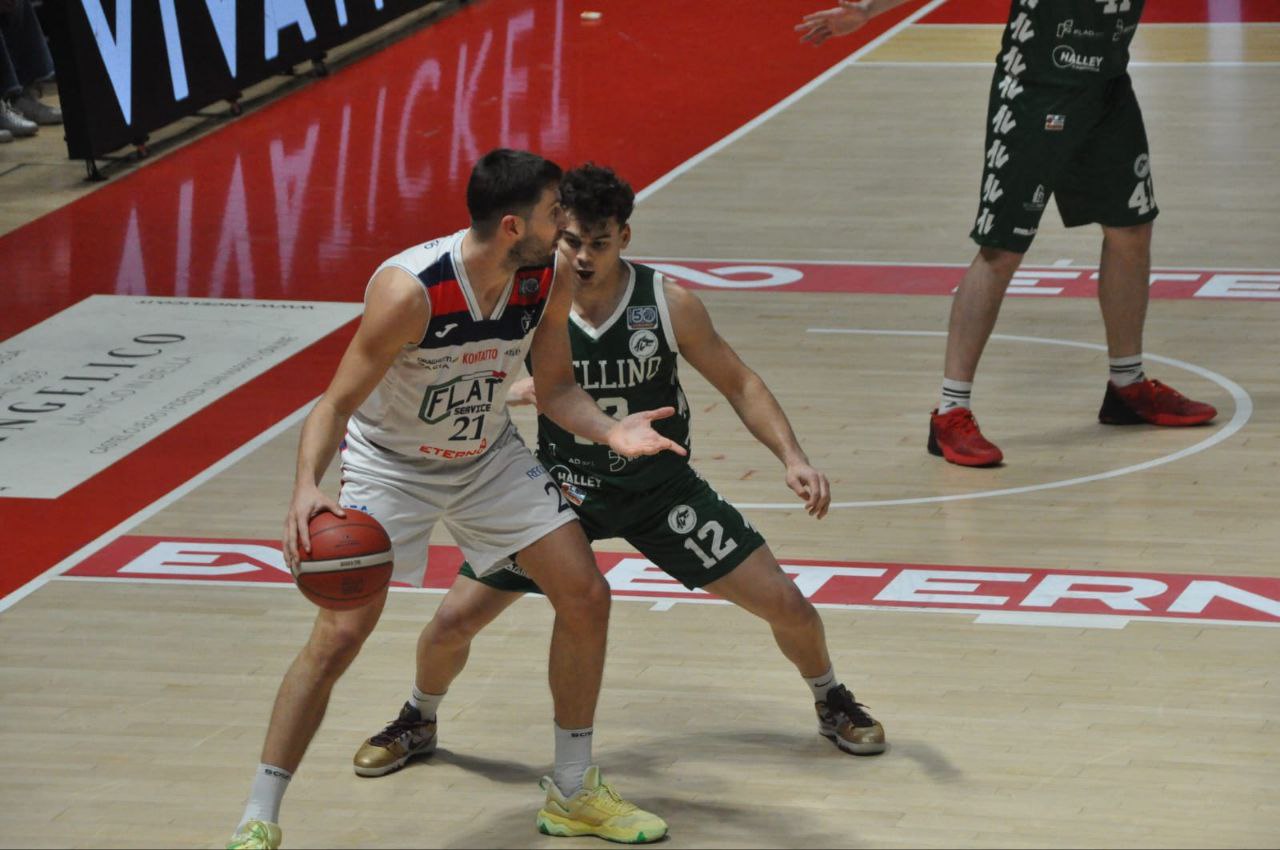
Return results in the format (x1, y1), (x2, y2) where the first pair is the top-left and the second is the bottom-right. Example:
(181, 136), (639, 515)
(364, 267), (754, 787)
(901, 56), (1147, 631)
(927, 428), (1003, 467)
(820, 728), (887, 756)
(352, 735), (437, 777)
(1099, 411), (1217, 427)
(536, 811), (667, 844)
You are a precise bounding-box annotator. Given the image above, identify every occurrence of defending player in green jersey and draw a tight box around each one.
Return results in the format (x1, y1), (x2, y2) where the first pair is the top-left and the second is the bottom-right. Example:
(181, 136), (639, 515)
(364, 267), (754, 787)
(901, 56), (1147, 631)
(352, 164), (886, 805)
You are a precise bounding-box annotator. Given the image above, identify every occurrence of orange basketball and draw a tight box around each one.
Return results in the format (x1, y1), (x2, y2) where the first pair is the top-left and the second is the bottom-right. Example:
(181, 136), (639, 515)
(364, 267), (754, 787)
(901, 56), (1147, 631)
(292, 511), (394, 610)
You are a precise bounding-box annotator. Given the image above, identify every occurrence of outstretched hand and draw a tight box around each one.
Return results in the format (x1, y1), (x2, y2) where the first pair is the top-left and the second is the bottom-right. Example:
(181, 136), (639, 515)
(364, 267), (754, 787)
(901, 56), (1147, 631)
(283, 485), (346, 571)
(785, 461), (831, 519)
(796, 0), (871, 45)
(606, 407), (688, 460)
(507, 376), (538, 408)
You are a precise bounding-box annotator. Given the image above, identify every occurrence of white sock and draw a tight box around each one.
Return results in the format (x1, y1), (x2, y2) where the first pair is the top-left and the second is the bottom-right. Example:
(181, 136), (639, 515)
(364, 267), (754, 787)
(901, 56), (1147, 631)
(410, 684), (445, 720)
(238, 763), (292, 831)
(939, 378), (973, 412)
(553, 723), (593, 796)
(803, 666), (839, 703)
(1109, 355), (1145, 387)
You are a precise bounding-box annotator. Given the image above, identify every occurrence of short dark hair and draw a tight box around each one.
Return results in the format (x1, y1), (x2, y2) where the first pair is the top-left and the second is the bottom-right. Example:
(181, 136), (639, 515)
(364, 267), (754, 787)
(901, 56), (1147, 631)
(559, 164), (634, 230)
(467, 149), (563, 237)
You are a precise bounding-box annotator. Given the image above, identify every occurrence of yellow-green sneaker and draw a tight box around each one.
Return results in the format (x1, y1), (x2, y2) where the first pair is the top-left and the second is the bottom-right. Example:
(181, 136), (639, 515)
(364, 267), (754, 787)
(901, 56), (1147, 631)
(536, 766), (667, 844)
(226, 820), (281, 849)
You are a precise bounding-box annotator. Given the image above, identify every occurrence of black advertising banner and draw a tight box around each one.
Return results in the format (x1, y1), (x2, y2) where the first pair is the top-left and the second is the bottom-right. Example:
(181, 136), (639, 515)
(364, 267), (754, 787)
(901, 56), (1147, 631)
(42, 0), (447, 160)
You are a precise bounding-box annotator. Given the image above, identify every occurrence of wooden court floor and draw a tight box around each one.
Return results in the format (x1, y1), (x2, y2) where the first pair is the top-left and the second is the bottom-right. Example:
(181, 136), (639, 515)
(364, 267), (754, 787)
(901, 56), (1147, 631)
(2, 12), (1278, 850)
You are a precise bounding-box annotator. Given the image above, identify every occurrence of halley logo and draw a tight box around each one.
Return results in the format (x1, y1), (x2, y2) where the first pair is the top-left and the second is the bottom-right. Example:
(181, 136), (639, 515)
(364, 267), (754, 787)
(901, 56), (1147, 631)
(1044, 114), (1066, 131)
(627, 305), (659, 330)
(434, 323), (459, 338)
(519, 277), (541, 297)
(668, 505), (697, 534)
(1134, 153), (1150, 179)
(629, 330), (659, 359)
(1052, 44), (1103, 72)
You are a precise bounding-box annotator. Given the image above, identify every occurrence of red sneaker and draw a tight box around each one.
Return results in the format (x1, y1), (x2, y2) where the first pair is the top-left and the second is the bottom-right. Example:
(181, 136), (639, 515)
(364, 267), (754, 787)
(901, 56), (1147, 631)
(1098, 379), (1217, 426)
(927, 407), (1004, 467)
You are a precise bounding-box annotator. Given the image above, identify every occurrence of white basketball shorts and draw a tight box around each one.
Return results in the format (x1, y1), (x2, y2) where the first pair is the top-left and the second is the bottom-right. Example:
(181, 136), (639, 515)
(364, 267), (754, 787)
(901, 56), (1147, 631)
(338, 421), (578, 586)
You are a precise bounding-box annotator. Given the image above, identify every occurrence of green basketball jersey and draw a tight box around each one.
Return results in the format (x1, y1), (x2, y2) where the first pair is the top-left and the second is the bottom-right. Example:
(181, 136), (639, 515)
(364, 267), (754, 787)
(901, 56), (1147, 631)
(999, 0), (1144, 86)
(535, 261), (691, 491)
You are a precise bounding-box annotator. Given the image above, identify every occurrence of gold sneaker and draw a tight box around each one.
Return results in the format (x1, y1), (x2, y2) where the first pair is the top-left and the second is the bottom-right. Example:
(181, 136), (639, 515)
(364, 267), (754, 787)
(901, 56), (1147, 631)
(226, 820), (281, 849)
(353, 701), (437, 777)
(816, 684), (886, 755)
(536, 766), (667, 844)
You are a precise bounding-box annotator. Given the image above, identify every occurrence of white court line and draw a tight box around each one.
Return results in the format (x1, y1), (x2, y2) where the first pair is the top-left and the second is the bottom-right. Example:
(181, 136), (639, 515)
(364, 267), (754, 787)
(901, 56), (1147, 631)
(630, 256), (1280, 273)
(634, 0), (949, 203)
(728, 329), (1253, 511)
(0, 400), (317, 615)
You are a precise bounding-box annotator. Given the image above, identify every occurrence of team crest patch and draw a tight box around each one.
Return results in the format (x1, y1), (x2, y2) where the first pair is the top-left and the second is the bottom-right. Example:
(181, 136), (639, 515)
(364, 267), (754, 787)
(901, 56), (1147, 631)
(521, 310), (536, 334)
(668, 504), (697, 534)
(629, 329), (659, 359)
(1044, 114), (1066, 132)
(519, 277), (541, 297)
(627, 305), (659, 330)
(560, 482), (586, 507)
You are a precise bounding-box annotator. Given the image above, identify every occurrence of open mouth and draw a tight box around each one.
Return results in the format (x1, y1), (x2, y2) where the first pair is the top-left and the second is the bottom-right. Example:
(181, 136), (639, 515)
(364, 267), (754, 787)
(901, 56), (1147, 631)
(575, 268), (594, 282)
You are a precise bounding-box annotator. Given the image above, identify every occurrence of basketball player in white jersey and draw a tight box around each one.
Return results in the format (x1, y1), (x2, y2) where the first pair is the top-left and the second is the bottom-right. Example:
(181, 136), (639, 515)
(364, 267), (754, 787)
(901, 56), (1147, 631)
(227, 150), (677, 849)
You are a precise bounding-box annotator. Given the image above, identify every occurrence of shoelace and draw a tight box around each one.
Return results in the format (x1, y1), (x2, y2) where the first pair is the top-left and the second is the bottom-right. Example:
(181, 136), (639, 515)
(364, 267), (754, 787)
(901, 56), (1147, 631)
(948, 409), (981, 437)
(827, 686), (877, 728)
(592, 781), (638, 815)
(369, 713), (430, 747)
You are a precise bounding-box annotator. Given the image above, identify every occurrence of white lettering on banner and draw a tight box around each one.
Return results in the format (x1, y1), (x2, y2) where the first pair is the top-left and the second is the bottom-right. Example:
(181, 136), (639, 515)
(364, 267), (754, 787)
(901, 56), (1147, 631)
(204, 0), (238, 77)
(1194, 274), (1280, 299)
(1006, 269), (1080, 295)
(80, 0), (133, 124)
(501, 10), (535, 149)
(1023, 575), (1168, 611)
(647, 264), (804, 290)
(397, 60), (443, 198)
(157, 0), (189, 101)
(264, 0), (317, 61)
(449, 32), (494, 181)
(1167, 581), (1280, 618)
(780, 564), (887, 596)
(0, 297), (361, 498)
(876, 570), (1032, 606)
(269, 124), (321, 286)
(120, 542), (289, 577)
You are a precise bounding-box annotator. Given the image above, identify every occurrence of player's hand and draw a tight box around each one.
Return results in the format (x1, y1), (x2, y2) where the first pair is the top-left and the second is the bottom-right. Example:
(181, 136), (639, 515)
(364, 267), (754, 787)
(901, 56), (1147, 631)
(785, 461), (831, 519)
(607, 407), (689, 459)
(507, 376), (538, 408)
(796, 0), (871, 45)
(283, 485), (346, 571)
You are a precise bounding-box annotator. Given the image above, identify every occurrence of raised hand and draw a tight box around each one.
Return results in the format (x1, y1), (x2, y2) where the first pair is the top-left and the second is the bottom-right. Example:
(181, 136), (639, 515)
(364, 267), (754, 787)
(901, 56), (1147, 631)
(796, 0), (871, 45)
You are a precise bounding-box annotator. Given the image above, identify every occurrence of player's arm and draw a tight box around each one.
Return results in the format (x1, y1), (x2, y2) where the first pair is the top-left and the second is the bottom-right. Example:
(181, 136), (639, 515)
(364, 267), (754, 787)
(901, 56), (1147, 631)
(667, 280), (831, 519)
(284, 267), (430, 568)
(796, 0), (911, 45)
(530, 259), (686, 459)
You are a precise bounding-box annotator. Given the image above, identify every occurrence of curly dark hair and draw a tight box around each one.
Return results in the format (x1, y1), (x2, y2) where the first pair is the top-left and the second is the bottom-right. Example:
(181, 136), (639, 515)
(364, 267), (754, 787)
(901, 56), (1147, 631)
(559, 164), (635, 230)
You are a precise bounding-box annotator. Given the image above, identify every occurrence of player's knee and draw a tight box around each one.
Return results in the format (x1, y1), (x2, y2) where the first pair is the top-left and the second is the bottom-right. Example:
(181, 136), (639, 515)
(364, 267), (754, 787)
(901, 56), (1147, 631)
(425, 604), (487, 648)
(555, 572), (611, 625)
(1104, 220), (1153, 248)
(977, 245), (1024, 277)
(773, 588), (819, 631)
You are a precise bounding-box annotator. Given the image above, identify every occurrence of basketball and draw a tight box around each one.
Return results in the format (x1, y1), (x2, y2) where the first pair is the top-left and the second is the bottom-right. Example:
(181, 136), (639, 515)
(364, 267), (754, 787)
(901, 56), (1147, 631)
(292, 511), (394, 610)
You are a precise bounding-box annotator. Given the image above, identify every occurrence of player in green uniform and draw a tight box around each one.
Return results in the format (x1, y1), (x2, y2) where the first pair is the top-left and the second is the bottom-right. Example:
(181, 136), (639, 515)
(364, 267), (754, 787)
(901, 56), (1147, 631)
(799, 0), (1216, 467)
(352, 164), (886, 795)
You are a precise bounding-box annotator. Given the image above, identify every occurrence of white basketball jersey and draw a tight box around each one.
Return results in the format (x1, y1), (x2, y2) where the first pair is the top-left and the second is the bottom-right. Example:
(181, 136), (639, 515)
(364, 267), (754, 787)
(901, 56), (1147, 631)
(348, 230), (556, 461)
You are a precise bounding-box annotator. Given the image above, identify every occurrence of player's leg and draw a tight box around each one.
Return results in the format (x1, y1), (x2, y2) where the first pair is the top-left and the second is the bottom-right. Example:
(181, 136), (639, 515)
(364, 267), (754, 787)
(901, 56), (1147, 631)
(705, 546), (886, 755)
(229, 593), (388, 849)
(353, 569), (526, 777)
(445, 431), (666, 842)
(930, 71), (1087, 466)
(1054, 74), (1216, 426)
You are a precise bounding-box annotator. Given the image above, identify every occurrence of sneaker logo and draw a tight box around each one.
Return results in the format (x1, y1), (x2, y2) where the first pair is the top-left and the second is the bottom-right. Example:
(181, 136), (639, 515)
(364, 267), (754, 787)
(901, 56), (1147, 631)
(667, 504), (697, 534)
(434, 322), (459, 338)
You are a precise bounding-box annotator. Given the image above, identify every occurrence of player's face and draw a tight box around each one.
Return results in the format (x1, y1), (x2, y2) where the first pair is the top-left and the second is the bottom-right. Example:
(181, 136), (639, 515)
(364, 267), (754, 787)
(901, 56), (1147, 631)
(509, 186), (565, 267)
(558, 213), (630, 287)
